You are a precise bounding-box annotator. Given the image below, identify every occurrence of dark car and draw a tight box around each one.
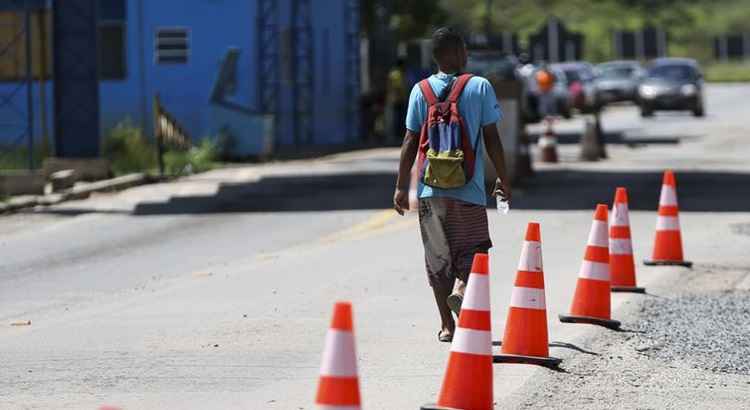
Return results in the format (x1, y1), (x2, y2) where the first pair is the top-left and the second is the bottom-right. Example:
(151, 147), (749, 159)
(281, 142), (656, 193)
(638, 58), (705, 117)
(552, 62), (599, 113)
(595, 60), (645, 105)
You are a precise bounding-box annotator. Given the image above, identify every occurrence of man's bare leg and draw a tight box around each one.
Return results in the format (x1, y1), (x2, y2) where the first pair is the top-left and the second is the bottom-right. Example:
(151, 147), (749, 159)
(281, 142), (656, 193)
(432, 280), (455, 341)
(446, 277), (466, 316)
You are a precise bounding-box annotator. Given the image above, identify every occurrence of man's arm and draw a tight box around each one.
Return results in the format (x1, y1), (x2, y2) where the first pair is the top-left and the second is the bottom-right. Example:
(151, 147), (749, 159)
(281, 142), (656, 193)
(393, 130), (419, 215)
(482, 123), (512, 202)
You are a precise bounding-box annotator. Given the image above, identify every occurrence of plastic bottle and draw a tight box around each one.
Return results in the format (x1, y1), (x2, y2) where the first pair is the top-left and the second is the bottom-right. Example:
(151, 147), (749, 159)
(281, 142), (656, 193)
(497, 196), (510, 215)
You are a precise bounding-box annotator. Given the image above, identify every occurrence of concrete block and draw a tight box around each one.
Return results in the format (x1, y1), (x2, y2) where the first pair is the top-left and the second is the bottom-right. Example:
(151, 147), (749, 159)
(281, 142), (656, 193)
(42, 158), (111, 181)
(0, 171), (46, 196)
(49, 169), (79, 192)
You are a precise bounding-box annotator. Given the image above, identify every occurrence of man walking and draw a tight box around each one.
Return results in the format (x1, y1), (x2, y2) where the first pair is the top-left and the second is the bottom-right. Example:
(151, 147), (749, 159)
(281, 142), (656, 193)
(393, 27), (511, 342)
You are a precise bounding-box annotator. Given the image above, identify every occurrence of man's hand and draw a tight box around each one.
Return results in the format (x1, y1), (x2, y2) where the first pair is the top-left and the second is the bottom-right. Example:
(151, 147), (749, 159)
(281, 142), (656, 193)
(393, 188), (409, 216)
(494, 178), (512, 203)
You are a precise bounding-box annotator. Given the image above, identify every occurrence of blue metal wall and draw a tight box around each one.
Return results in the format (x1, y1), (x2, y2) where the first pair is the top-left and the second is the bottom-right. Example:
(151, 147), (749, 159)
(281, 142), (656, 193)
(0, 0), (358, 156)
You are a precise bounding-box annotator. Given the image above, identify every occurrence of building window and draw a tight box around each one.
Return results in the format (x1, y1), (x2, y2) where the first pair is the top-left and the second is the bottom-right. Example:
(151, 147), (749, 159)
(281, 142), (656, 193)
(98, 0), (127, 80)
(0, 9), (53, 81)
(155, 28), (189, 64)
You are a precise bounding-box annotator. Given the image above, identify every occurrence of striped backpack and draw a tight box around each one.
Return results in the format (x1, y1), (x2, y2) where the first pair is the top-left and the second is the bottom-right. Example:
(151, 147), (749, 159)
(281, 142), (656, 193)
(416, 74), (476, 189)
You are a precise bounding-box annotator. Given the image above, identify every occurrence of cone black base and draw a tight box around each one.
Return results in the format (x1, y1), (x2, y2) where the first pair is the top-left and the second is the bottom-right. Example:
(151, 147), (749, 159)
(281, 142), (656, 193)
(493, 353), (562, 368)
(611, 286), (646, 293)
(643, 259), (693, 268)
(421, 405), (461, 410)
(559, 314), (621, 330)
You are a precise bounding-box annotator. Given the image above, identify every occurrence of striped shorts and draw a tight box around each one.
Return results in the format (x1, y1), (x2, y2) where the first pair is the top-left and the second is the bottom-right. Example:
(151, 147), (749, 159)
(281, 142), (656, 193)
(418, 197), (493, 288)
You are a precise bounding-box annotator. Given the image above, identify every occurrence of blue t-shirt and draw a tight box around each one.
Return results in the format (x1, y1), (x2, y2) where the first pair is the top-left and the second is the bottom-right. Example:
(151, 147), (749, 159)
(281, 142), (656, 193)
(405, 72), (502, 206)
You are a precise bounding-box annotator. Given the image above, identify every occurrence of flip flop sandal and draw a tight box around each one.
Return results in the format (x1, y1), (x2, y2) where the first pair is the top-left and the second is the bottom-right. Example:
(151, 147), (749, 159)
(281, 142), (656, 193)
(446, 293), (463, 317)
(438, 330), (453, 343)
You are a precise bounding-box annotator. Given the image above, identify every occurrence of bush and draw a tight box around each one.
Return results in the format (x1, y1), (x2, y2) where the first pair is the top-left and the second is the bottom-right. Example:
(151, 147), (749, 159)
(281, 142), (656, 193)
(102, 120), (158, 175)
(163, 138), (219, 176)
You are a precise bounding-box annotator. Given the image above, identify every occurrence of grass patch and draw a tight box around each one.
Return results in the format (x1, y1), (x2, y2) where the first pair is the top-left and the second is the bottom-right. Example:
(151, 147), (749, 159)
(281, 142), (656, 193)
(704, 62), (750, 83)
(0, 142), (50, 171)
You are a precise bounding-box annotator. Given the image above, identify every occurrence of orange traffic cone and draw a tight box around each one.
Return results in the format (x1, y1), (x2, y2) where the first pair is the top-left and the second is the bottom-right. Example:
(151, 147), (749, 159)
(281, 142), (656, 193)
(610, 188), (646, 293)
(495, 222), (561, 367)
(644, 170), (692, 267)
(315, 302), (361, 410)
(422, 254), (493, 410)
(559, 204), (621, 329)
(539, 129), (559, 163)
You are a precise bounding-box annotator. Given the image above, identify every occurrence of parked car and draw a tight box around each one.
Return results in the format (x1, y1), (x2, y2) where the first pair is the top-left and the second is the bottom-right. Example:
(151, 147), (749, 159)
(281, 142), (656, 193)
(594, 60), (645, 105)
(638, 58), (705, 117)
(519, 64), (572, 122)
(552, 62), (599, 113)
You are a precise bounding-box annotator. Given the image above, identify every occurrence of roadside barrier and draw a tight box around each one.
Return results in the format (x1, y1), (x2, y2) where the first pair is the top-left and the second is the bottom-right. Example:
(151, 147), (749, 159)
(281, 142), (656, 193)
(610, 187), (646, 293)
(644, 170), (693, 267)
(315, 302), (362, 410)
(495, 222), (561, 367)
(559, 204), (622, 330)
(422, 254), (493, 410)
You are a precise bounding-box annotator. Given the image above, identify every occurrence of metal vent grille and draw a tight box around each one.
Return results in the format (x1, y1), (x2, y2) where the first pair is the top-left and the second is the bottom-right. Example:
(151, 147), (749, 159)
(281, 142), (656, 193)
(155, 27), (189, 64)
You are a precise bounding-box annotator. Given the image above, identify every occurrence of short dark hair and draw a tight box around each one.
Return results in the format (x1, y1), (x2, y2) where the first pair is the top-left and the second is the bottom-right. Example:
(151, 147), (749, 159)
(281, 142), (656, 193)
(431, 27), (465, 63)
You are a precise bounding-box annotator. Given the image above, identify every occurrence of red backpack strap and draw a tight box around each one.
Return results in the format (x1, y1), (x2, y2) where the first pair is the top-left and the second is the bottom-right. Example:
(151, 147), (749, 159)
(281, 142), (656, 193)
(418, 79), (438, 106)
(447, 74), (473, 103)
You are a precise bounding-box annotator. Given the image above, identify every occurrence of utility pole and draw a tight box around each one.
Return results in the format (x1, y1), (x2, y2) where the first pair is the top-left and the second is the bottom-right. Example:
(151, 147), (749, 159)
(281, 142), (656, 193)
(484, 0), (493, 39)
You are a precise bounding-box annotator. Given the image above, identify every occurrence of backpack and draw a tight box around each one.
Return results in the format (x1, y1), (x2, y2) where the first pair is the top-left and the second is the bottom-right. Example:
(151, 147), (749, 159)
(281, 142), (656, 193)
(416, 74), (476, 189)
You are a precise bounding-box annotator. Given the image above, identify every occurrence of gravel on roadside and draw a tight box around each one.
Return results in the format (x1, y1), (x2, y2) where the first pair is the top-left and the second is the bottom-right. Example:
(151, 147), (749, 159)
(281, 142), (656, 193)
(504, 264), (750, 410)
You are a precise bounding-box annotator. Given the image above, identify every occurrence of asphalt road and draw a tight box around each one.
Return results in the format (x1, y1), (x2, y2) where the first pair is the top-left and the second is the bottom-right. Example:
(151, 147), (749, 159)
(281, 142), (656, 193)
(1, 84), (749, 409)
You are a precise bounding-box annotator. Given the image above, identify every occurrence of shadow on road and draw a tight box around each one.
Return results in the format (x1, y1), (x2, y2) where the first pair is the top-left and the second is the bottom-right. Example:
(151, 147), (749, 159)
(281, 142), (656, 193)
(528, 130), (695, 146)
(30, 168), (749, 216)
(510, 169), (750, 212)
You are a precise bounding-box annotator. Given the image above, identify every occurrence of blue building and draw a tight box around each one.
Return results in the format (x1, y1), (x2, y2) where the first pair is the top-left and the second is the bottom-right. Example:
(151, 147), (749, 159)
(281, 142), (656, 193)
(0, 0), (361, 158)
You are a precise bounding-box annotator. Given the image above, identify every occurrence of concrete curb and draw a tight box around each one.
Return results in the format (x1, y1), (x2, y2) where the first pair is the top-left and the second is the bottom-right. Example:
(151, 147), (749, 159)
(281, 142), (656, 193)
(0, 173), (151, 215)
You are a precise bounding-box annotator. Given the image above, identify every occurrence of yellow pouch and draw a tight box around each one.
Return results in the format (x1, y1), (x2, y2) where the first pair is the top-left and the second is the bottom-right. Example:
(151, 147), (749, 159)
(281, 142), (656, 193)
(424, 149), (467, 189)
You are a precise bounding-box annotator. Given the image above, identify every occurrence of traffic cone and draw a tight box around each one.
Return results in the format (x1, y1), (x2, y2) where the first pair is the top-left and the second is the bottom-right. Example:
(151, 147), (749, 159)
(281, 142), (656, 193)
(538, 129), (558, 163)
(644, 170), (693, 267)
(422, 254), (493, 410)
(559, 204), (621, 329)
(315, 302), (361, 410)
(494, 222), (561, 367)
(610, 188), (646, 293)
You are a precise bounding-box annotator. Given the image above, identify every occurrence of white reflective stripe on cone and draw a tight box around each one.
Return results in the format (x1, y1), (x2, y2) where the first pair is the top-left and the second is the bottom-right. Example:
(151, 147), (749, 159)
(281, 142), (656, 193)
(517, 241), (543, 272)
(659, 185), (678, 206)
(609, 238), (633, 255)
(318, 406), (361, 410)
(450, 327), (492, 355)
(510, 286), (546, 310)
(611, 203), (630, 227)
(461, 273), (490, 311)
(319, 330), (358, 377)
(656, 216), (680, 231)
(587, 220), (609, 247)
(578, 260), (610, 281)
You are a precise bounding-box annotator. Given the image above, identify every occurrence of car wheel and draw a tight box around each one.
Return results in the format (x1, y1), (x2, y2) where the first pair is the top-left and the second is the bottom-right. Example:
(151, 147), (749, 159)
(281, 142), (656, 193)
(640, 106), (654, 118)
(693, 103), (705, 117)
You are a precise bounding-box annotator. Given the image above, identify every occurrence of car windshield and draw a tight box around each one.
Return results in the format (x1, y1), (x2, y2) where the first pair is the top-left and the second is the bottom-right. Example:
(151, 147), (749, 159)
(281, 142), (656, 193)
(599, 66), (635, 79)
(563, 69), (580, 82)
(648, 64), (695, 80)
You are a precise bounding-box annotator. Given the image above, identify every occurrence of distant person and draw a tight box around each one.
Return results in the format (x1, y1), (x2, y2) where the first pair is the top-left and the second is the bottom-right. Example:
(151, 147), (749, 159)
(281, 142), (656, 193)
(393, 27), (511, 343)
(387, 58), (408, 144)
(535, 64), (557, 133)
